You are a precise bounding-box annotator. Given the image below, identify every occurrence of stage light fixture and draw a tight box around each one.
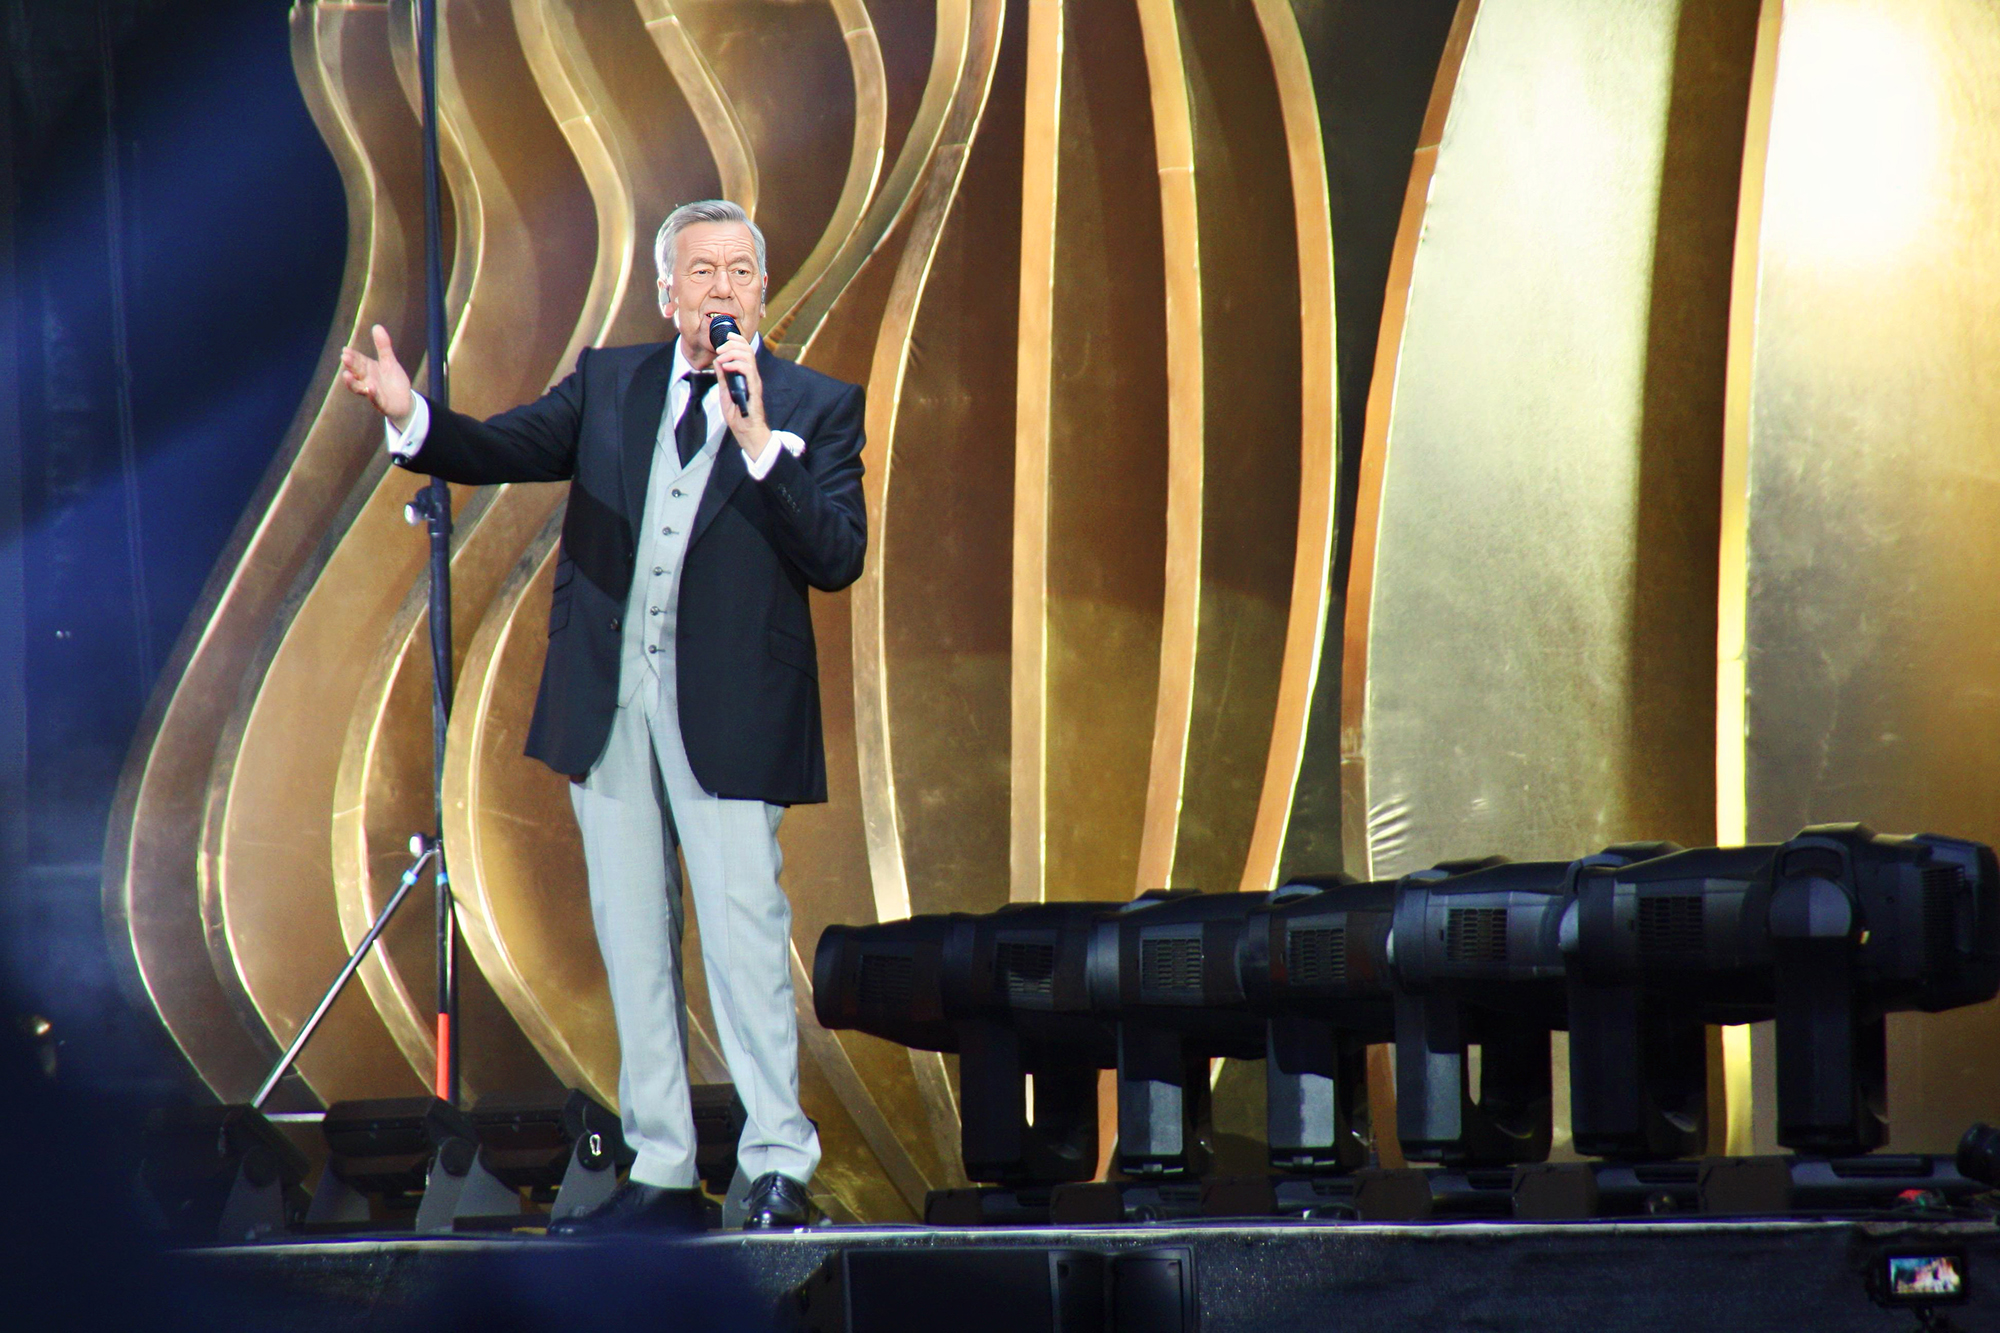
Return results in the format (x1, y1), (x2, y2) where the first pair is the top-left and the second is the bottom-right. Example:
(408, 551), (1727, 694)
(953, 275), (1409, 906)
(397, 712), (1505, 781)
(462, 1089), (637, 1225)
(307, 1096), (518, 1232)
(1564, 825), (2000, 1158)
(138, 1104), (310, 1245)
(1083, 890), (1272, 1178)
(1562, 840), (1762, 1159)
(1765, 826), (1998, 1154)
(1237, 873), (1396, 1173)
(1387, 845), (1677, 1166)
(816, 902), (1113, 1185)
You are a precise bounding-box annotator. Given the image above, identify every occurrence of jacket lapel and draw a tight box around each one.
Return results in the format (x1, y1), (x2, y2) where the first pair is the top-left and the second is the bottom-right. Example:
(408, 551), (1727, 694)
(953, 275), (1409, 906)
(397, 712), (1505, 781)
(688, 343), (799, 552)
(619, 344), (676, 530)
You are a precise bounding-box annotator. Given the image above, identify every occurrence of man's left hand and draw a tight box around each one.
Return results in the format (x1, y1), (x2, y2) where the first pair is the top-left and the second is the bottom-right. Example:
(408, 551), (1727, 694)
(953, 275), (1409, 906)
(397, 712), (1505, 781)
(714, 331), (771, 461)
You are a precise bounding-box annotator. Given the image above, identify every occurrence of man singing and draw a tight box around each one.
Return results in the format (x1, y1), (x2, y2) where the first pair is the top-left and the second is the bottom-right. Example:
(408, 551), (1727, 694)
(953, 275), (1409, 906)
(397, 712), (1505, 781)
(338, 199), (865, 1233)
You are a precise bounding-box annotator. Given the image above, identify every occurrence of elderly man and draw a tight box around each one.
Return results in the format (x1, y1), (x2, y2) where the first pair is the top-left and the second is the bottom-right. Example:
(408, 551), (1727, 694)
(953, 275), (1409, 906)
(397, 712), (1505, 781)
(339, 199), (865, 1232)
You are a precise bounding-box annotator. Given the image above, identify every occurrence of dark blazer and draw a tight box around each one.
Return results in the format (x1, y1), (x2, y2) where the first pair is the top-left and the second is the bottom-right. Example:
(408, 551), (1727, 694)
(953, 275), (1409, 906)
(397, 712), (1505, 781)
(399, 341), (866, 804)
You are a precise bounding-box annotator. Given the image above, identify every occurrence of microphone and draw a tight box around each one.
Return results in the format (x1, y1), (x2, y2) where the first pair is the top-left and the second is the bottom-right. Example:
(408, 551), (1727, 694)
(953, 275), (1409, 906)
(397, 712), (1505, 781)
(708, 313), (752, 414)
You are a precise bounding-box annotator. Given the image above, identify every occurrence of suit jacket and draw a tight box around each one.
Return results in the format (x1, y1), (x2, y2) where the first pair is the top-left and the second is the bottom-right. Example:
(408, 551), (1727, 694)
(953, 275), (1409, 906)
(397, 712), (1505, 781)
(399, 341), (866, 804)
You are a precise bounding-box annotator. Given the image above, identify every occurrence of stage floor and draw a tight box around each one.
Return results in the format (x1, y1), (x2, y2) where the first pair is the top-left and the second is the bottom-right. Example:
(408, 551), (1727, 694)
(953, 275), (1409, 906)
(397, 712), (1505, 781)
(178, 1216), (2000, 1332)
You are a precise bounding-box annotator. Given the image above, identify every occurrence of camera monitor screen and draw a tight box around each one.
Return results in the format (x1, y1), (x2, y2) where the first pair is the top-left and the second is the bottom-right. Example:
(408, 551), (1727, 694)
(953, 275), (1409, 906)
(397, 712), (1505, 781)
(1885, 1254), (1966, 1302)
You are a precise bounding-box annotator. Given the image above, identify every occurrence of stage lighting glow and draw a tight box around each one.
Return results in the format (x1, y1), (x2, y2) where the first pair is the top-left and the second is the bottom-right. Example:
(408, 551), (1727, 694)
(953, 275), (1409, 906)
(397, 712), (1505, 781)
(1765, 3), (1942, 264)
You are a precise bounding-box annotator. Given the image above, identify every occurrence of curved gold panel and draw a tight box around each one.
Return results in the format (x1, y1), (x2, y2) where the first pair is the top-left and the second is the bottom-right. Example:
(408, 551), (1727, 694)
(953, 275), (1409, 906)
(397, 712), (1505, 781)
(1724, 0), (2000, 1152)
(1345, 0), (1753, 884)
(1010, 0), (1167, 910)
(1137, 0), (1304, 900)
(1236, 0), (1336, 897)
(1345, 0), (1754, 1162)
(761, 0), (887, 322)
(779, 2), (966, 353)
(846, 0), (1015, 1210)
(204, 0), (596, 1103)
(512, 0), (713, 355)
(1245, 0), (1464, 887)
(1341, 0), (1477, 875)
(102, 2), (430, 1103)
(633, 0), (759, 208)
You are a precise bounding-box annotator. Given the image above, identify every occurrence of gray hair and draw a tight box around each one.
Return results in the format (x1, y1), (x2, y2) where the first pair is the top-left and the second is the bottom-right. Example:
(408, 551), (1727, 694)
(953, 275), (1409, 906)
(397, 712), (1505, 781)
(654, 199), (767, 286)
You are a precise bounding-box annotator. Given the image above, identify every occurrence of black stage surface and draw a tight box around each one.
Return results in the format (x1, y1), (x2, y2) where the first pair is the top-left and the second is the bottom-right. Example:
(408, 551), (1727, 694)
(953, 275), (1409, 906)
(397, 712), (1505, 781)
(178, 1218), (2000, 1332)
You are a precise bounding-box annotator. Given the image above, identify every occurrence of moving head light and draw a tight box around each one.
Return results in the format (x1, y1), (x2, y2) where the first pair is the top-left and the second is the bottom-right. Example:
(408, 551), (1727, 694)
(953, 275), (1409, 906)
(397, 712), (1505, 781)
(1238, 874), (1395, 1173)
(1085, 890), (1272, 1178)
(1767, 826), (1999, 1154)
(1562, 841), (1768, 1160)
(1388, 846), (1676, 1166)
(1565, 824), (2000, 1158)
(815, 903), (1112, 1185)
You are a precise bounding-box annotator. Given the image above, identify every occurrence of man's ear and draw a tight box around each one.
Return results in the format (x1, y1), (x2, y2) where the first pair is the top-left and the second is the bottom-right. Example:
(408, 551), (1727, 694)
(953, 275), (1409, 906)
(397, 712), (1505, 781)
(658, 275), (674, 317)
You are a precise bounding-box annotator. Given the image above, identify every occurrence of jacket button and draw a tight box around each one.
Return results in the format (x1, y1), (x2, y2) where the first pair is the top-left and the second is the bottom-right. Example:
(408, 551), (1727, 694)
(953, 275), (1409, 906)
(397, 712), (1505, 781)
(609, 616), (621, 632)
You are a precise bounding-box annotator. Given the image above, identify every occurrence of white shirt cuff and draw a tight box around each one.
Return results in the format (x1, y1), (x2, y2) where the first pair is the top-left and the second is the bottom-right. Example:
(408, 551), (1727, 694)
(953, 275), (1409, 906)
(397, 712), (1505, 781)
(384, 395), (430, 459)
(744, 428), (804, 481)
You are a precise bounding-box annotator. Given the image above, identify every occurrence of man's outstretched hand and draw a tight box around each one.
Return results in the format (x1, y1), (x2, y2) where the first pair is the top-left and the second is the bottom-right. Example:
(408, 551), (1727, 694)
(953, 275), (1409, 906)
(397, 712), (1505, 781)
(339, 324), (416, 429)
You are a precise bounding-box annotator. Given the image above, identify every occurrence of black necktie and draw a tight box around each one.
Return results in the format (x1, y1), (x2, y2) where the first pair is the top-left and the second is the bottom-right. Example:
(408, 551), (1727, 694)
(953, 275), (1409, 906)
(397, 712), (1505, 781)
(676, 371), (716, 467)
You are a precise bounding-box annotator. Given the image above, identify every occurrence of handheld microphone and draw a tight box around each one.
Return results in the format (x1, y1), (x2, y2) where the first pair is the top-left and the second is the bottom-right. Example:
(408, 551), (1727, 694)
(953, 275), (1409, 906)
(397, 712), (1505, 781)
(708, 313), (752, 414)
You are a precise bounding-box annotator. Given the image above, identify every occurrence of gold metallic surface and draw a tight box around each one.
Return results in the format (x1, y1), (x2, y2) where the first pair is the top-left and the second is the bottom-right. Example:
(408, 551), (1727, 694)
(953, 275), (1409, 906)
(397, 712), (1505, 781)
(1010, 0), (1167, 908)
(779, 2), (960, 353)
(102, 2), (429, 1103)
(203, 0), (595, 1103)
(1238, 0), (1334, 896)
(1724, 0), (2000, 1153)
(848, 0), (1014, 1206)
(1344, 0), (1751, 884)
(1340, 0), (1476, 875)
(1135, 0), (1301, 900)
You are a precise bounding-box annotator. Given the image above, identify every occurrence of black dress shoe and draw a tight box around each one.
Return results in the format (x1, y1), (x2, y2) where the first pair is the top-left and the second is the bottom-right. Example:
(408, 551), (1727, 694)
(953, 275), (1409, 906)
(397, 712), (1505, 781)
(742, 1172), (818, 1229)
(547, 1181), (708, 1238)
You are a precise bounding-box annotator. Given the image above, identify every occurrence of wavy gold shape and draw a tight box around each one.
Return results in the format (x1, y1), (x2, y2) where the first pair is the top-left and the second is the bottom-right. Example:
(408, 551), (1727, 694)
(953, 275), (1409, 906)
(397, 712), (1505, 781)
(102, 2), (431, 1103)
(1131, 0), (1200, 896)
(1341, 0), (1477, 875)
(1723, 0), (2000, 1153)
(764, 0), (888, 322)
(634, 0), (758, 208)
(780, 1), (969, 354)
(1343, 0), (1748, 879)
(202, 0), (595, 1104)
(848, 0), (1014, 1200)
(1255, 0), (1465, 887)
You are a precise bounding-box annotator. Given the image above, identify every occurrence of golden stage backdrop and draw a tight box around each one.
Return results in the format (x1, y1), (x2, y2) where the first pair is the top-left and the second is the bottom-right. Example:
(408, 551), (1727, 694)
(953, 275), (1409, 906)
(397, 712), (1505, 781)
(103, 0), (2000, 1219)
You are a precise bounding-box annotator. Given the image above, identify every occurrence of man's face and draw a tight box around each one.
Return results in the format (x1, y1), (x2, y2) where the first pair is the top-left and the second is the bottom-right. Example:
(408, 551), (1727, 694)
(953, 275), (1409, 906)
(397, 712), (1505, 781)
(659, 220), (765, 362)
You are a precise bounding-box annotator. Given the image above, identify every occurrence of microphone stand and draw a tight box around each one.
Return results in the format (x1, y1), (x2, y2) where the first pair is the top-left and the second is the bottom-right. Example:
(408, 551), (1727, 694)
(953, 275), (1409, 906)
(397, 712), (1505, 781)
(247, 0), (458, 1113)
(412, 0), (459, 1108)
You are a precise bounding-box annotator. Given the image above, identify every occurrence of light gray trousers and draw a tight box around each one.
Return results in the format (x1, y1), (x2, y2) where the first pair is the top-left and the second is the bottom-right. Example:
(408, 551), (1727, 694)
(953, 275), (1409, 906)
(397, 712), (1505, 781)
(567, 674), (821, 1190)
